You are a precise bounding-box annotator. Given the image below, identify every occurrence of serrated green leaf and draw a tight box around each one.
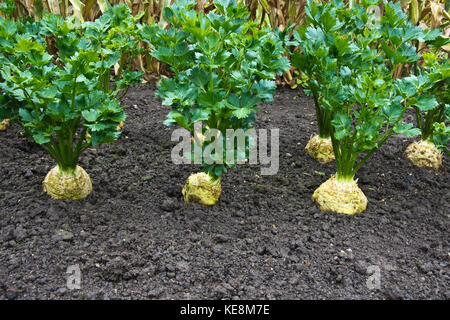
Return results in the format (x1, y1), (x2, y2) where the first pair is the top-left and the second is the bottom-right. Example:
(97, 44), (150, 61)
(332, 112), (352, 140)
(82, 109), (99, 122)
(232, 108), (252, 119)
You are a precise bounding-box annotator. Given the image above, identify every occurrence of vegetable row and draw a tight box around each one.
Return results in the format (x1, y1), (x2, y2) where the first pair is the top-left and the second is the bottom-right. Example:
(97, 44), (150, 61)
(0, 0), (448, 214)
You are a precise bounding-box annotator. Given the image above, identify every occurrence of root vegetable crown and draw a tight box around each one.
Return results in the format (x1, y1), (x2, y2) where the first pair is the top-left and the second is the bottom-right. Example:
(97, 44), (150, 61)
(42, 165), (92, 200)
(0, 119), (10, 131)
(305, 134), (335, 163)
(405, 140), (443, 170)
(312, 175), (367, 215)
(182, 172), (221, 206)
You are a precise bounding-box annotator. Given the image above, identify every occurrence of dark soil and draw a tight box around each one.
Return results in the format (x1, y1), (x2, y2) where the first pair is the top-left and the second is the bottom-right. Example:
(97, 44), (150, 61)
(0, 84), (448, 300)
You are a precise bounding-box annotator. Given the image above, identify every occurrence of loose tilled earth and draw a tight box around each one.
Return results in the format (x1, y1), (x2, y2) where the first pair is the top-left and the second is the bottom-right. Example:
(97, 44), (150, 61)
(0, 84), (448, 300)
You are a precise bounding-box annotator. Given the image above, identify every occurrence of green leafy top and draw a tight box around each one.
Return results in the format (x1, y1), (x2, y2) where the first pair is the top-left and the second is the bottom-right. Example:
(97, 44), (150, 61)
(81, 4), (145, 97)
(0, 10), (131, 171)
(418, 52), (450, 152)
(291, 0), (448, 178)
(147, 0), (290, 178)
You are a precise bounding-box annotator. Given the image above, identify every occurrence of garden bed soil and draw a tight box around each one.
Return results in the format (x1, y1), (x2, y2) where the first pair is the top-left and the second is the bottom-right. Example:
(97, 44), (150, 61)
(0, 84), (448, 300)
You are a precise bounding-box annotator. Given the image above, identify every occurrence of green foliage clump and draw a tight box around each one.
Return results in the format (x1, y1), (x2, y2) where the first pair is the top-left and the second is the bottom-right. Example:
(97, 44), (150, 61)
(291, 0), (449, 181)
(415, 53), (449, 155)
(0, 5), (143, 173)
(146, 0), (290, 180)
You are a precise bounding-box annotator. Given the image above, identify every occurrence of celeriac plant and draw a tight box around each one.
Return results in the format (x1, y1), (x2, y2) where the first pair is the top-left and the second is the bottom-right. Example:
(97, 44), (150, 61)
(38, 4), (144, 137)
(1, 4), (143, 130)
(145, 0), (289, 205)
(290, 14), (335, 163)
(0, 13), (37, 131)
(433, 115), (449, 155)
(0, 15), (126, 200)
(81, 4), (145, 100)
(292, 0), (448, 214)
(404, 53), (449, 169)
(291, 0), (449, 165)
(416, 56), (449, 144)
(78, 4), (144, 135)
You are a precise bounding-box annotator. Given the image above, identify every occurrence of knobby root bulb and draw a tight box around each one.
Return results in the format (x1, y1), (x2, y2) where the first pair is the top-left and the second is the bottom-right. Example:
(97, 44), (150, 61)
(0, 119), (10, 131)
(182, 172), (221, 206)
(305, 135), (335, 163)
(405, 140), (442, 171)
(312, 175), (367, 215)
(43, 165), (92, 200)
